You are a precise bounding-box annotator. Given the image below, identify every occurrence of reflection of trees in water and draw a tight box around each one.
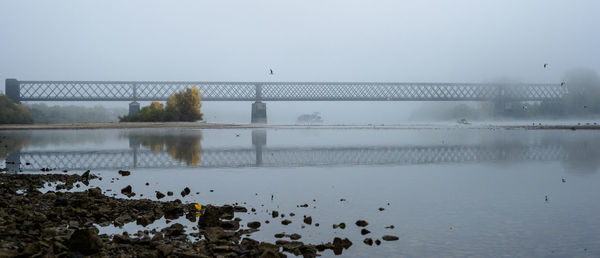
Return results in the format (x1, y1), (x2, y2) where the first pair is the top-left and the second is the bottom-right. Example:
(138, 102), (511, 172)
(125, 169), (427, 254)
(128, 131), (203, 166)
(0, 132), (31, 159)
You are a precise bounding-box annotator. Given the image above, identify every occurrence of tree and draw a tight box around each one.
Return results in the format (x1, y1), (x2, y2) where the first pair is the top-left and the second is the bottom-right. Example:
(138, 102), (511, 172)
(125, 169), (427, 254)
(119, 87), (203, 122)
(0, 95), (33, 124)
(166, 87), (203, 121)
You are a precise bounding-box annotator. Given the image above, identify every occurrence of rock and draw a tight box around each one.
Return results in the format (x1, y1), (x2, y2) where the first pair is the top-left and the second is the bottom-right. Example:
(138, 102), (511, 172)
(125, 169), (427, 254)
(167, 191), (173, 196)
(361, 229), (371, 235)
(375, 239), (381, 245)
(241, 237), (259, 250)
(67, 228), (103, 255)
(303, 216), (312, 225)
(112, 234), (132, 244)
(355, 220), (368, 227)
(363, 238), (373, 246)
(181, 187), (191, 197)
(156, 191), (165, 199)
(81, 170), (90, 178)
(271, 210), (279, 218)
(156, 243), (174, 256)
(382, 235), (399, 241)
(378, 207), (385, 211)
(333, 222), (346, 229)
(118, 170), (131, 176)
(247, 221), (261, 229)
(274, 233), (285, 238)
(290, 233), (301, 240)
(121, 185), (135, 197)
(385, 225), (395, 229)
(163, 223), (185, 236)
(87, 187), (102, 197)
(281, 219), (292, 225)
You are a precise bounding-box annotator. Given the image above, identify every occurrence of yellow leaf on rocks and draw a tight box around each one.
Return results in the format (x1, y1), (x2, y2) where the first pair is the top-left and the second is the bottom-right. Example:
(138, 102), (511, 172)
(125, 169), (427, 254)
(194, 203), (202, 210)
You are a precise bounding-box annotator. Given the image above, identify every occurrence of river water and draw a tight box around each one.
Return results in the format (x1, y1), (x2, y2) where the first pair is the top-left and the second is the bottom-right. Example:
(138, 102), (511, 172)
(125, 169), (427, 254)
(2, 126), (600, 257)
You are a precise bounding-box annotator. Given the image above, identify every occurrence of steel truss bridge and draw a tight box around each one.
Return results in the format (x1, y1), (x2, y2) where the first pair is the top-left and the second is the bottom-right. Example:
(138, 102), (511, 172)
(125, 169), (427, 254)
(7, 79), (565, 102)
(6, 144), (566, 172)
(5, 79), (567, 123)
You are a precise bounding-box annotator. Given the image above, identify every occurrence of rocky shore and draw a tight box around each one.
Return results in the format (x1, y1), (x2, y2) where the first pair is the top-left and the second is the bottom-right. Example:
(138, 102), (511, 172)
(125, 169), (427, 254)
(0, 173), (356, 257)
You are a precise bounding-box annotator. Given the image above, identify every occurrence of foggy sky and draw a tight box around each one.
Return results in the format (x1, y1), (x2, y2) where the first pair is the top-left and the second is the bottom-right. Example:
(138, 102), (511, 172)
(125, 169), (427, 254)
(1, 1), (599, 124)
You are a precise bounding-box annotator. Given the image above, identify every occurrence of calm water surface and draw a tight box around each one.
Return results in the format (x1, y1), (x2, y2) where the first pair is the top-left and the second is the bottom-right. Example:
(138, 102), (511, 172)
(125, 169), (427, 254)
(2, 127), (600, 257)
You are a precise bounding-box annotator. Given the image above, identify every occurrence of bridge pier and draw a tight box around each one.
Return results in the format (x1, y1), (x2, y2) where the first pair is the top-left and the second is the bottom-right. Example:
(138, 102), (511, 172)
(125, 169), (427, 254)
(251, 102), (267, 124)
(5, 79), (20, 103)
(129, 102), (140, 116)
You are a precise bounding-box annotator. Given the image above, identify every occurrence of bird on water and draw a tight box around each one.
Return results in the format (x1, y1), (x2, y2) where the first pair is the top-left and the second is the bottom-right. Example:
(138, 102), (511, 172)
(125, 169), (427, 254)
(269, 69), (274, 75)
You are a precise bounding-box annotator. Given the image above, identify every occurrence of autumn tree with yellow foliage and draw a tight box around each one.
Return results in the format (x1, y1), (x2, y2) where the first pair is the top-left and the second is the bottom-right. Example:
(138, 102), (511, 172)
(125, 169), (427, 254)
(119, 87), (203, 122)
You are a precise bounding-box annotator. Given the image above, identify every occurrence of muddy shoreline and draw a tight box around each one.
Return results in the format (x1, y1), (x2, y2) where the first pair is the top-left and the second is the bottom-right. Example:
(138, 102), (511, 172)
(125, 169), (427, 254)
(0, 122), (245, 131)
(3, 122), (600, 131)
(0, 173), (357, 257)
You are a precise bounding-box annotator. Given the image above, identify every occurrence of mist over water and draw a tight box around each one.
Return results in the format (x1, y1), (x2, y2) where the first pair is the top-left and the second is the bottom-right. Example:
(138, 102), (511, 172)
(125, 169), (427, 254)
(3, 128), (600, 257)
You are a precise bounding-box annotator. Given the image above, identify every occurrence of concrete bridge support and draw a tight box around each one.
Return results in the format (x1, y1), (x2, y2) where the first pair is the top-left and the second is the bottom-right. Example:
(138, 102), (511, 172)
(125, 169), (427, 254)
(129, 102), (140, 116)
(251, 102), (267, 123)
(5, 79), (20, 103)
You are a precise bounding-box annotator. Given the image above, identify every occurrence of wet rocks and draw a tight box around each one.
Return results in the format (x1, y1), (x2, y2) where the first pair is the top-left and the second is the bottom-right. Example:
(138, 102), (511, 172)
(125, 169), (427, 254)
(118, 170), (131, 176)
(355, 220), (369, 227)
(247, 221), (261, 229)
(361, 229), (371, 235)
(0, 173), (367, 257)
(271, 210), (279, 218)
(378, 207), (385, 211)
(281, 219), (292, 225)
(363, 238), (373, 245)
(167, 191), (173, 196)
(382, 235), (399, 241)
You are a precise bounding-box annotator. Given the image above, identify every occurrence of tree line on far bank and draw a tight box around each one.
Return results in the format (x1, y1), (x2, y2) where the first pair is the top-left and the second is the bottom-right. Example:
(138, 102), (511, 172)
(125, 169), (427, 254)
(119, 87), (203, 122)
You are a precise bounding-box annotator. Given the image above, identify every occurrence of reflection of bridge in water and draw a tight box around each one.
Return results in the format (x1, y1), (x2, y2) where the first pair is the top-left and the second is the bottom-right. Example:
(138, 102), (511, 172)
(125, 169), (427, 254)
(8, 144), (566, 172)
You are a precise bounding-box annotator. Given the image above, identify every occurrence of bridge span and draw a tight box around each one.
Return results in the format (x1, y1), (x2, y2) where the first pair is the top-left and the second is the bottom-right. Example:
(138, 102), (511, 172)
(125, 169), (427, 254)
(5, 79), (566, 123)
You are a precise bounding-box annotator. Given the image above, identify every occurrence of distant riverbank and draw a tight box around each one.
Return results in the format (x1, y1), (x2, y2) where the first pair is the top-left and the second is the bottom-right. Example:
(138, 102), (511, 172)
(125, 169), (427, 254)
(0, 122), (244, 130)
